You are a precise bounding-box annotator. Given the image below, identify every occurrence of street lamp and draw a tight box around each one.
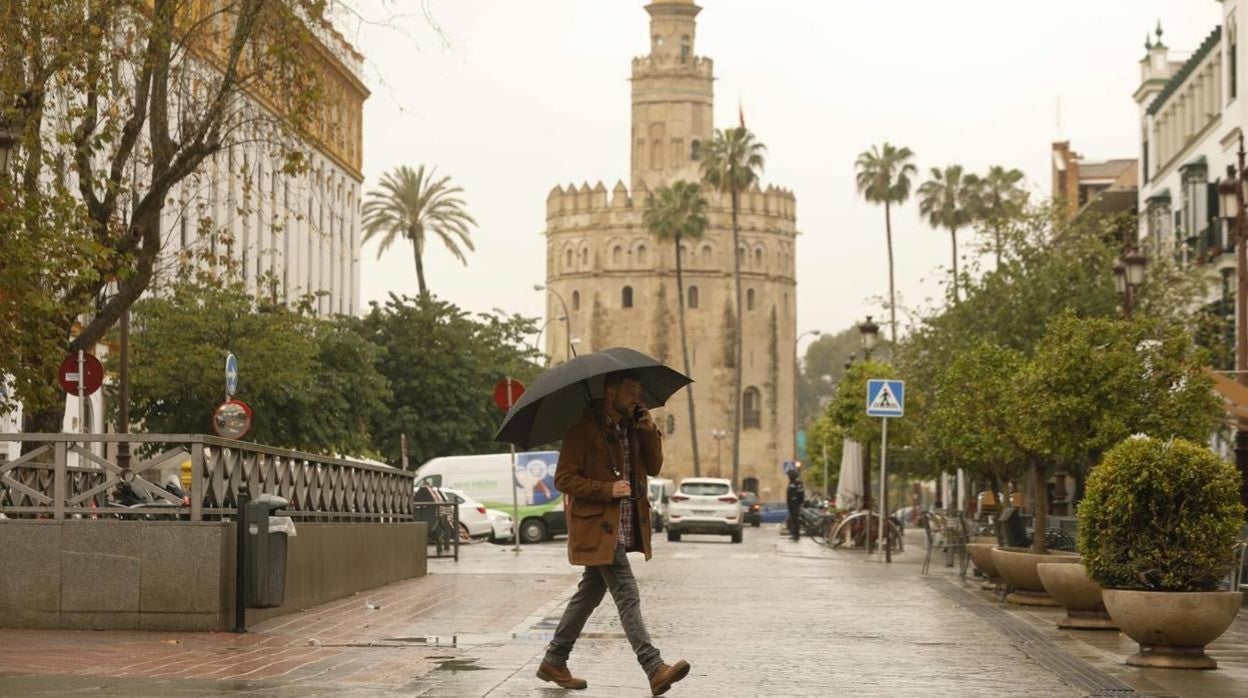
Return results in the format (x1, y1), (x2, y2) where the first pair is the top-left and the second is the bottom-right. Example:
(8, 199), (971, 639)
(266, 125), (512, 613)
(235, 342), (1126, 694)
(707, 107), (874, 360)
(0, 127), (15, 174)
(843, 353), (856, 372)
(857, 316), (880, 360)
(1113, 249), (1147, 318)
(711, 429), (727, 476)
(794, 329), (821, 460)
(533, 283), (574, 360)
(1219, 135), (1248, 510)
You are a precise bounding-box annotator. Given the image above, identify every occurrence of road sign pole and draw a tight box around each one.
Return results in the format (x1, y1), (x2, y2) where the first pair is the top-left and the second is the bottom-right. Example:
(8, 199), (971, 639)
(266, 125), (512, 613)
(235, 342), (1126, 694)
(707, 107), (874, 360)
(879, 417), (890, 563)
(77, 350), (85, 439)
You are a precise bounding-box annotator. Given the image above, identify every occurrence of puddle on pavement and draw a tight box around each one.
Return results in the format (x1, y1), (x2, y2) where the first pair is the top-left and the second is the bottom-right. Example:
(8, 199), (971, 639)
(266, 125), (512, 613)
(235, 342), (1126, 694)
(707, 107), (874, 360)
(434, 658), (485, 672)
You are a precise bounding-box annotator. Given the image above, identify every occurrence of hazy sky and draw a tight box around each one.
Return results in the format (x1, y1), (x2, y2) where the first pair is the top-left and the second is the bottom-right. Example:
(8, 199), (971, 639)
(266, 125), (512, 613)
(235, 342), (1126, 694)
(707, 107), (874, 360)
(341, 0), (1214, 349)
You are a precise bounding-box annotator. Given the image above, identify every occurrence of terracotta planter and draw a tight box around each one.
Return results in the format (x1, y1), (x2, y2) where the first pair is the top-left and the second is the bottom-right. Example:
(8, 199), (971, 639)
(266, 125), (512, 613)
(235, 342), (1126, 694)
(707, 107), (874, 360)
(966, 543), (1003, 591)
(990, 547), (1080, 606)
(1036, 563), (1115, 630)
(1102, 589), (1242, 669)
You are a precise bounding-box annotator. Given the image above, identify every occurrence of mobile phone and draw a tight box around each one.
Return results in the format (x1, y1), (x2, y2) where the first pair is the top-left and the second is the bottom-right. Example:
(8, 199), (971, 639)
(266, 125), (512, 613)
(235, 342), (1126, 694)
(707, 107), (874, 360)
(633, 405), (645, 423)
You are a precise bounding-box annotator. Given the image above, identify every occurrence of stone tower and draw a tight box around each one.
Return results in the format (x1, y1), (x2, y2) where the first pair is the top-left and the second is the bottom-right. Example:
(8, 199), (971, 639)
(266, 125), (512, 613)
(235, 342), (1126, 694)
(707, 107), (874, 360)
(630, 0), (714, 190)
(542, 0), (798, 500)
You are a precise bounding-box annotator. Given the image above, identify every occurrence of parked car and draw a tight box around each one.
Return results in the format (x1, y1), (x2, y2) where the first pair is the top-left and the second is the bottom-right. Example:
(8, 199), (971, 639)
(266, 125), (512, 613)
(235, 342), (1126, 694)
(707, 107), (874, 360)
(739, 491), (761, 527)
(438, 487), (494, 540)
(648, 477), (676, 532)
(665, 477), (743, 543)
(487, 509), (514, 543)
(757, 502), (789, 525)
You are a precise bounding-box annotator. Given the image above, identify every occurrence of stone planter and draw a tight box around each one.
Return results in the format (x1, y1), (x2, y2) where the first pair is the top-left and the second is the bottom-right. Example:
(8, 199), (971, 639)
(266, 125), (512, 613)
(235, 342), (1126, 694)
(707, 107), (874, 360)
(990, 547), (1080, 606)
(1101, 589), (1242, 669)
(1036, 563), (1115, 630)
(966, 543), (1003, 591)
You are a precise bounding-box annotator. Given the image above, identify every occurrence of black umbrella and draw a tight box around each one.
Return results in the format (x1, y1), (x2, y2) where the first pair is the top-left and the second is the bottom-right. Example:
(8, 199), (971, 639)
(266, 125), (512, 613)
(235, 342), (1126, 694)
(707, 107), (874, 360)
(495, 347), (692, 449)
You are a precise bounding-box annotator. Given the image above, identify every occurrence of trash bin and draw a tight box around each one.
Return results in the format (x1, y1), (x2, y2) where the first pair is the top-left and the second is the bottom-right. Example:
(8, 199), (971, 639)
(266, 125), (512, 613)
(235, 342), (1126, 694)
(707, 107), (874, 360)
(245, 494), (293, 608)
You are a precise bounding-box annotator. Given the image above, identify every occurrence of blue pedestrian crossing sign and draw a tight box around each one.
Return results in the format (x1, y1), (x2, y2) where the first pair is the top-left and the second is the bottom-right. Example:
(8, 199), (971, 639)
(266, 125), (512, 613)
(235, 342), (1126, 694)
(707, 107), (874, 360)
(866, 379), (905, 418)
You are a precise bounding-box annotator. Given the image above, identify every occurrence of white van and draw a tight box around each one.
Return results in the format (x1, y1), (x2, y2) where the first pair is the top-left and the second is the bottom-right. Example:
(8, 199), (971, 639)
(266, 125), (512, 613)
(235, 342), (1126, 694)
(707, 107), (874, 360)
(414, 451), (565, 544)
(648, 477), (676, 532)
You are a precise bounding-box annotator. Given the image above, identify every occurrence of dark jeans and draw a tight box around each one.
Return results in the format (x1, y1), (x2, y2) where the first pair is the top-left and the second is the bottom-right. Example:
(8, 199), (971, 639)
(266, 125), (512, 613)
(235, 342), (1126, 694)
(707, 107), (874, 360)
(544, 545), (663, 676)
(788, 507), (801, 539)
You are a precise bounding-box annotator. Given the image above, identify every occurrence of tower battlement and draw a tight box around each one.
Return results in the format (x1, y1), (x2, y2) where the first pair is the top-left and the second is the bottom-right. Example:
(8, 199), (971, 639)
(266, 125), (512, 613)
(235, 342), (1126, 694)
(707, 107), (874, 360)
(545, 180), (795, 224)
(630, 54), (714, 79)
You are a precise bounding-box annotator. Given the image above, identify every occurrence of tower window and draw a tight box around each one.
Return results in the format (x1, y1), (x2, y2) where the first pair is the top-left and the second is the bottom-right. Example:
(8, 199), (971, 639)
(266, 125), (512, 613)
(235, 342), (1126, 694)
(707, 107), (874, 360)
(690, 140), (701, 161)
(701, 243), (713, 265)
(687, 285), (699, 309)
(613, 245), (624, 266)
(637, 244), (648, 266)
(580, 247), (589, 267)
(754, 248), (764, 268)
(572, 290), (580, 311)
(681, 35), (690, 63)
(565, 248), (574, 269)
(746, 288), (756, 311)
(622, 286), (634, 308)
(743, 387), (762, 429)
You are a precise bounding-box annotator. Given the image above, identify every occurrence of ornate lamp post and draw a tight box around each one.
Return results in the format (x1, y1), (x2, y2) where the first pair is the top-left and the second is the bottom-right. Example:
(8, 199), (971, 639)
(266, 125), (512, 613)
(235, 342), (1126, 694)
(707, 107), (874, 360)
(855, 317), (881, 549)
(711, 429), (727, 476)
(794, 329), (821, 460)
(857, 316), (880, 360)
(1218, 134), (1248, 509)
(533, 284), (574, 361)
(1112, 249), (1147, 318)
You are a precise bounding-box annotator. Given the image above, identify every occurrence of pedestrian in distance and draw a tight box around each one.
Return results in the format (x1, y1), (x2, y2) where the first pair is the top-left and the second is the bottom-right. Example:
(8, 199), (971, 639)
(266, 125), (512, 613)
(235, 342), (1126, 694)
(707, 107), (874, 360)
(536, 370), (691, 696)
(786, 468), (805, 541)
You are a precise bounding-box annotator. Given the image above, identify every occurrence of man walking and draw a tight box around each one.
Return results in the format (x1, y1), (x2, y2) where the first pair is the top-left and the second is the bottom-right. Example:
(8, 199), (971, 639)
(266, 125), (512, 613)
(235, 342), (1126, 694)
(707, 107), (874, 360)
(786, 468), (805, 541)
(536, 370), (691, 695)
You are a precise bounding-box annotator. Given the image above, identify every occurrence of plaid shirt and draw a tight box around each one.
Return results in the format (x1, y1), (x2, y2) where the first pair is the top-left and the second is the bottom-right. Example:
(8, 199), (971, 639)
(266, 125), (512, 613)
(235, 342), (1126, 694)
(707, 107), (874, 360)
(612, 418), (635, 548)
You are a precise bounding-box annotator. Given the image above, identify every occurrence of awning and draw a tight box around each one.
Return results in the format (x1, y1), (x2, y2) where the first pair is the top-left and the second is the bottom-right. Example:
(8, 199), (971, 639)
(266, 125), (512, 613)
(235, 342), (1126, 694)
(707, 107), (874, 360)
(1203, 368), (1248, 422)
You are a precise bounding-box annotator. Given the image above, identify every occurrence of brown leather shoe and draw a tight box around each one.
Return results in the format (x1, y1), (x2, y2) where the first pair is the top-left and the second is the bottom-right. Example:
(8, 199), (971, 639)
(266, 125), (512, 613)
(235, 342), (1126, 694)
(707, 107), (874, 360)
(536, 662), (588, 690)
(648, 660), (690, 695)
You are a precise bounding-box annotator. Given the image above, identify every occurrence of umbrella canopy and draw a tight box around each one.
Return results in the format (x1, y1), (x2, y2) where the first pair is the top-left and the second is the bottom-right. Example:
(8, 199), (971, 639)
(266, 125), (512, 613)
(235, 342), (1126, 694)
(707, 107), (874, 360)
(836, 439), (864, 510)
(495, 347), (692, 449)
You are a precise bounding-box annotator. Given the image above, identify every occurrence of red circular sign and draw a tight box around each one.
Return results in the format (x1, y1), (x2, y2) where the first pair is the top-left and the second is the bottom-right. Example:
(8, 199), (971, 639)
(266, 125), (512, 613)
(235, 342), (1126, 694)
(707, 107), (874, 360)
(58, 353), (105, 396)
(494, 379), (525, 412)
(212, 399), (253, 440)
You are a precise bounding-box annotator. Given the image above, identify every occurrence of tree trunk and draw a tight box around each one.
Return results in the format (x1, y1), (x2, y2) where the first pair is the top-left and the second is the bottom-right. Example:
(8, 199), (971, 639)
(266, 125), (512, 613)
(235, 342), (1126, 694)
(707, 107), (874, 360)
(413, 237), (428, 297)
(993, 221), (1003, 270)
(1031, 461), (1048, 554)
(730, 187), (744, 490)
(674, 237), (701, 476)
(885, 201), (898, 344)
(949, 227), (960, 304)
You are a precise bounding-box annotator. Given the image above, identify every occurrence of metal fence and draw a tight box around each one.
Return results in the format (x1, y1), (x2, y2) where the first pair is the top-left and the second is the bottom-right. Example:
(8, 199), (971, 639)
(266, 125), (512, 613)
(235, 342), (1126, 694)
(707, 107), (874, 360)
(0, 433), (414, 522)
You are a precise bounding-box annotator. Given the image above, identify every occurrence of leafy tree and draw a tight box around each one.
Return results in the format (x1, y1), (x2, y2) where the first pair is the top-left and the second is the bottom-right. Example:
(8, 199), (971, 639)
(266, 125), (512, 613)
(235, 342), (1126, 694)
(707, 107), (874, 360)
(121, 279), (389, 456)
(360, 294), (541, 467)
(966, 166), (1028, 268)
(361, 165), (477, 298)
(644, 181), (708, 475)
(918, 165), (978, 303)
(854, 143), (917, 344)
(797, 326), (870, 429)
(3, 0), (329, 433)
(701, 127), (766, 488)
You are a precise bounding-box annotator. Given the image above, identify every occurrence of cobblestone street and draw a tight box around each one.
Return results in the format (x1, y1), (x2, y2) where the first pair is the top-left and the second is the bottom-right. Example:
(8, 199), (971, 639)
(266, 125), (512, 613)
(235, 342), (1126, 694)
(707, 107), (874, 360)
(1, 526), (1245, 696)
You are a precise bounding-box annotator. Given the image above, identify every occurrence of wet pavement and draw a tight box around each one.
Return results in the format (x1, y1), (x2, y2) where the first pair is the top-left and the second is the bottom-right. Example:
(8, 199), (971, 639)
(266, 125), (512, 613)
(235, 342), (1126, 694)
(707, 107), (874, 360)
(0, 525), (1245, 696)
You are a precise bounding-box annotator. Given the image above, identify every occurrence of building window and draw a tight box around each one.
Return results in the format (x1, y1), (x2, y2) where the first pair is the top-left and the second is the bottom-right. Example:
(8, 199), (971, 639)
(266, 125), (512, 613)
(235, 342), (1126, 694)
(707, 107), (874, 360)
(637, 244), (648, 266)
(681, 35), (690, 63)
(1142, 137), (1150, 185)
(565, 248), (574, 269)
(622, 286), (634, 309)
(613, 245), (624, 266)
(742, 387), (761, 429)
(701, 243), (712, 265)
(1232, 27), (1239, 101)
(690, 139), (701, 161)
(572, 290), (580, 311)
(737, 246), (746, 267)
(746, 288), (756, 311)
(580, 247), (590, 267)
(687, 285), (699, 309)
(754, 247), (763, 268)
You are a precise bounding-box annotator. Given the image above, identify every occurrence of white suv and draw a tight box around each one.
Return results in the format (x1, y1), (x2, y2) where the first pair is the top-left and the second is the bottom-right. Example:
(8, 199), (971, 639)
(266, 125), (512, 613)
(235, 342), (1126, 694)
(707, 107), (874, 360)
(665, 478), (743, 543)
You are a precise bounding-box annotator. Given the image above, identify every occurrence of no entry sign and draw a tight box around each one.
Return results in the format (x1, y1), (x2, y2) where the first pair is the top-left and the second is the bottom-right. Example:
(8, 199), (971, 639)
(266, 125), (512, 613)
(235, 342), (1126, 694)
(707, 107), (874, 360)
(58, 353), (104, 396)
(494, 379), (525, 413)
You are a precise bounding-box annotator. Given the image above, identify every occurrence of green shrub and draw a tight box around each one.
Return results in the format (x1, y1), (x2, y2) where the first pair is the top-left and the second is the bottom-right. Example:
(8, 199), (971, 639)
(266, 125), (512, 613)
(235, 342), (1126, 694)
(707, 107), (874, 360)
(1078, 436), (1245, 591)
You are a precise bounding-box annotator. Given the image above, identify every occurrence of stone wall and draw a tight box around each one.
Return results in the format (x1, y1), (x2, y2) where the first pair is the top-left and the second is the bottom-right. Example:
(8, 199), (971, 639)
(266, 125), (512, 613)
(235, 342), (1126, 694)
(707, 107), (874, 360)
(0, 520), (426, 631)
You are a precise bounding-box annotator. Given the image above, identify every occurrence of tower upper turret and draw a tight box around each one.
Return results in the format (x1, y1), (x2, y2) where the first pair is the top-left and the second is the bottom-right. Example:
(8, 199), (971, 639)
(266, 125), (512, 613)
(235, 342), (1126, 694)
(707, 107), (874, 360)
(630, 1), (714, 191)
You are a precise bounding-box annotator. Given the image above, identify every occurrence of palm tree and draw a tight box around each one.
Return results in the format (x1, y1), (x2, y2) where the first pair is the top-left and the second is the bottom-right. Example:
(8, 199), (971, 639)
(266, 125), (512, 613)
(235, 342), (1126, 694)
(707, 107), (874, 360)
(969, 166), (1027, 268)
(854, 143), (917, 344)
(361, 165), (476, 297)
(918, 165), (977, 303)
(644, 181), (709, 476)
(700, 127), (766, 490)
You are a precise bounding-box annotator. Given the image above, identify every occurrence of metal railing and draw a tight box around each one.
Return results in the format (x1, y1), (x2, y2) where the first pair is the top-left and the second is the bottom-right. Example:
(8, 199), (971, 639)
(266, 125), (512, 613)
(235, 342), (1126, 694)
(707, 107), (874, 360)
(0, 434), (414, 522)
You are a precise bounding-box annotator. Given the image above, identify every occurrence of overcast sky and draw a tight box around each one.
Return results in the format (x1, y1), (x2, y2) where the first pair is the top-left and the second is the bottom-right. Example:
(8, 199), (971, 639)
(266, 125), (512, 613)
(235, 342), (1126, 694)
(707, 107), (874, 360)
(340, 0), (1215, 348)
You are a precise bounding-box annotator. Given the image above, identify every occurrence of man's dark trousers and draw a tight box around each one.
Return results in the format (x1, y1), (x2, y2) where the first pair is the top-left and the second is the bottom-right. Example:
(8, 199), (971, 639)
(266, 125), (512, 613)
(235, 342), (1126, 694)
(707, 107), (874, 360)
(788, 506), (801, 540)
(544, 545), (663, 676)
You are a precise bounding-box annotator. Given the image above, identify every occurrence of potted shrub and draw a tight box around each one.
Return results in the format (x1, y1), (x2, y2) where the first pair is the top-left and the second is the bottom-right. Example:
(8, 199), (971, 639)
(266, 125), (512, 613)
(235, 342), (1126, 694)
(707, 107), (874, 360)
(1079, 436), (1245, 670)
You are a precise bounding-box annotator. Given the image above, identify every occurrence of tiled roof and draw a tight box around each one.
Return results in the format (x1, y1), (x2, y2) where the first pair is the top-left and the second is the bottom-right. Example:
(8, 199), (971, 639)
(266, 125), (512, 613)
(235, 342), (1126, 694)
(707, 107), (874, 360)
(1078, 159), (1136, 180)
(1147, 26), (1222, 116)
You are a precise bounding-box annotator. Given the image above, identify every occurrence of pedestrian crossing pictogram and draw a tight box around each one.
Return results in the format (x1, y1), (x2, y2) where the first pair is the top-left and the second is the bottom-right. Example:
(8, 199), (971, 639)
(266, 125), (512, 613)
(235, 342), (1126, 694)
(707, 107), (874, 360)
(866, 379), (905, 418)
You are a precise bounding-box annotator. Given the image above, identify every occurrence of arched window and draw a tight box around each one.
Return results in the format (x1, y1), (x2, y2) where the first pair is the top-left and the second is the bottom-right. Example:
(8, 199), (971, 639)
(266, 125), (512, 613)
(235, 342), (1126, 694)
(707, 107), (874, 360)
(651, 140), (664, 170)
(637, 244), (648, 266)
(687, 285), (699, 309)
(612, 245), (624, 266)
(737, 246), (746, 267)
(580, 246), (590, 267)
(742, 387), (762, 429)
(690, 139), (701, 161)
(622, 286), (634, 309)
(681, 35), (691, 63)
(754, 247), (764, 268)
(571, 290), (580, 311)
(564, 248), (574, 269)
(746, 288), (756, 311)
(701, 244), (713, 265)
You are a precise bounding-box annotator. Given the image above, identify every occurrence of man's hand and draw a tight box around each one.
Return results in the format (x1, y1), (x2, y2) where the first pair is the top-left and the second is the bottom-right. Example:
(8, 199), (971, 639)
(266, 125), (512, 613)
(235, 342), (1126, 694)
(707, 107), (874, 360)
(634, 406), (657, 433)
(611, 481), (631, 498)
